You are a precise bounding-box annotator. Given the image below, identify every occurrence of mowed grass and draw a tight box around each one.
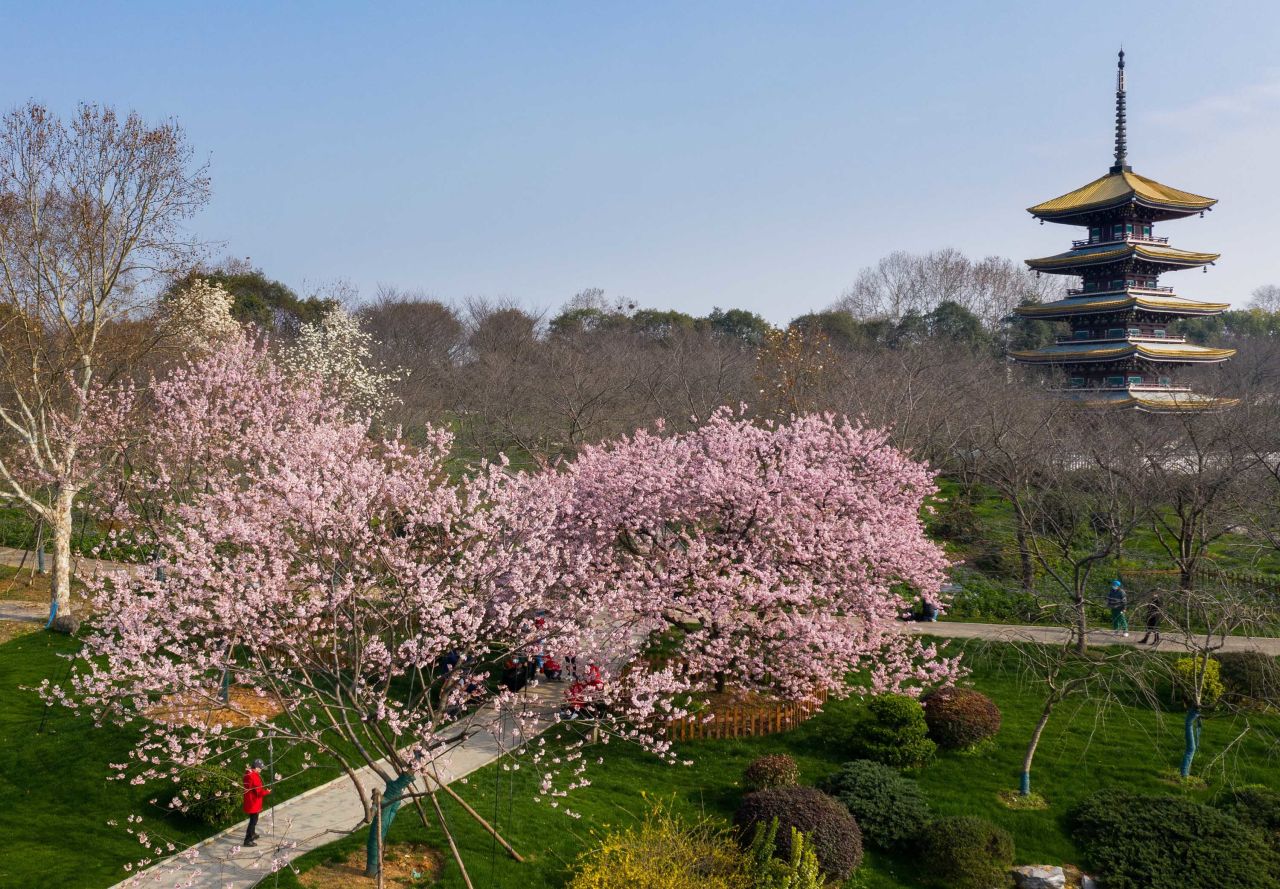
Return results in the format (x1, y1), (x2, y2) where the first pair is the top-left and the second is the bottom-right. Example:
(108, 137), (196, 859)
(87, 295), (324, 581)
(0, 632), (358, 888)
(275, 636), (1280, 889)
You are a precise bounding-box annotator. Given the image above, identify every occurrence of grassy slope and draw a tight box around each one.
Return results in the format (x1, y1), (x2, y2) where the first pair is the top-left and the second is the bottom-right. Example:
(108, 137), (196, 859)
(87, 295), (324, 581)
(274, 637), (1280, 889)
(0, 633), (358, 888)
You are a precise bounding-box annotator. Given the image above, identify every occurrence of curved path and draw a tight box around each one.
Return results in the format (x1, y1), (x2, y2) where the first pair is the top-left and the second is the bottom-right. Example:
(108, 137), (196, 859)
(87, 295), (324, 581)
(903, 619), (1280, 655)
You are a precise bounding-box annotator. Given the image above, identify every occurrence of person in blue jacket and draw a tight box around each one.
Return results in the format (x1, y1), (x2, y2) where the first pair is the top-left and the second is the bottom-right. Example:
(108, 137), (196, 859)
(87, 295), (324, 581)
(1106, 580), (1129, 637)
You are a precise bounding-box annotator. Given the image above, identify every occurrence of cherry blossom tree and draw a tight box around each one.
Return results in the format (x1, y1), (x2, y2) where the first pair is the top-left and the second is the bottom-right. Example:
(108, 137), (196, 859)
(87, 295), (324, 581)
(533, 409), (963, 706)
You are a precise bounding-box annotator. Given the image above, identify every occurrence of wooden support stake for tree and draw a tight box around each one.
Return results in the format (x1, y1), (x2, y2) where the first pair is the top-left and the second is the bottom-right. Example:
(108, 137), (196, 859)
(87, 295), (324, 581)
(425, 789), (476, 889)
(373, 788), (385, 889)
(427, 777), (525, 863)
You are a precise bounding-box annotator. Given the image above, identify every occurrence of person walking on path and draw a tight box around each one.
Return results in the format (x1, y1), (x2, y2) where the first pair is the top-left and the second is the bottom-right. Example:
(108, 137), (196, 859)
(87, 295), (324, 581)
(242, 759), (271, 847)
(1138, 593), (1162, 645)
(1107, 580), (1129, 637)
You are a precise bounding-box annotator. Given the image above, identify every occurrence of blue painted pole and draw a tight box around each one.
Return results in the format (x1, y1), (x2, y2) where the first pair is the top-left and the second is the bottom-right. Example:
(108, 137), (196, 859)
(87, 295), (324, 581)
(1019, 771), (1031, 796)
(1180, 707), (1200, 778)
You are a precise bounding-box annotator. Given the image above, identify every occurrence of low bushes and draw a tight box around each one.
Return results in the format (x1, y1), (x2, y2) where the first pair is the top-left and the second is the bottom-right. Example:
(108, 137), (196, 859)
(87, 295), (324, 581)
(1070, 789), (1280, 889)
(1218, 651), (1280, 707)
(742, 754), (800, 792)
(818, 759), (930, 848)
(1173, 656), (1224, 707)
(569, 804), (746, 889)
(849, 693), (936, 769)
(919, 816), (1014, 889)
(1216, 786), (1280, 849)
(921, 687), (1001, 750)
(734, 786), (862, 882)
(172, 764), (242, 826)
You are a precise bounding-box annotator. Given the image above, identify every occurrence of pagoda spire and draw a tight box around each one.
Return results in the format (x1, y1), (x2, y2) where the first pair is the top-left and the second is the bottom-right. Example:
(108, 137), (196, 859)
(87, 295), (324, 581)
(1112, 49), (1130, 173)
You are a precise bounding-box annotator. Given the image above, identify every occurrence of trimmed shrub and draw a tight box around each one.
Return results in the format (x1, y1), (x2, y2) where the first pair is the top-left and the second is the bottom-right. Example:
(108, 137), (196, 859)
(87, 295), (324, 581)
(172, 764), (242, 826)
(921, 687), (1001, 750)
(742, 754), (800, 792)
(1070, 789), (1280, 889)
(818, 759), (930, 848)
(919, 816), (1014, 889)
(850, 694), (936, 769)
(1218, 651), (1280, 707)
(1216, 786), (1280, 849)
(569, 803), (746, 889)
(734, 786), (862, 882)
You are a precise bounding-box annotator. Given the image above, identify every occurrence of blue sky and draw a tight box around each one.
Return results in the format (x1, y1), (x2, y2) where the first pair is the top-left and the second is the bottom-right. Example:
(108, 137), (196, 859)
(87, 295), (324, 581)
(2, 1), (1277, 322)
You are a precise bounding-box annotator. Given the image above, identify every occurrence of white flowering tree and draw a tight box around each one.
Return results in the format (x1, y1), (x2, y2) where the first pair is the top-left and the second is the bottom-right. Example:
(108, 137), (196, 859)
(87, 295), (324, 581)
(161, 278), (239, 353)
(282, 305), (401, 414)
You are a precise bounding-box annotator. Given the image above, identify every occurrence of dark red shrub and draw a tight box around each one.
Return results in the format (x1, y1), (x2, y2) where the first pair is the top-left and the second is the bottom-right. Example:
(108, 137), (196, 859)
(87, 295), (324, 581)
(921, 687), (1001, 750)
(734, 786), (863, 881)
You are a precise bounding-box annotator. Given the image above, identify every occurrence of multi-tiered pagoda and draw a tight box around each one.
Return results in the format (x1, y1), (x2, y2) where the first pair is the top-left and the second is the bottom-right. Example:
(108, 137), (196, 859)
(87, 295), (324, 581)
(1011, 51), (1236, 411)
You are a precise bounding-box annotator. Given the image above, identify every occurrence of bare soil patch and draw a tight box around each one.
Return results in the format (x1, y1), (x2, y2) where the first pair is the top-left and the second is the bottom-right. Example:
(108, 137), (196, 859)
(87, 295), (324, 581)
(0, 619), (38, 644)
(147, 686), (286, 729)
(301, 843), (440, 888)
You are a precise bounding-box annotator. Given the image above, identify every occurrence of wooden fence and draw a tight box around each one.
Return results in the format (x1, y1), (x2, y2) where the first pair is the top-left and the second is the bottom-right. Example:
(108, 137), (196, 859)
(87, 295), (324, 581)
(666, 689), (828, 742)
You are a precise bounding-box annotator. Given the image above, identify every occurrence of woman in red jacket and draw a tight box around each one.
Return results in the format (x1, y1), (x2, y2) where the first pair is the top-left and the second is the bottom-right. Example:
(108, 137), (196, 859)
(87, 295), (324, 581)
(242, 759), (271, 847)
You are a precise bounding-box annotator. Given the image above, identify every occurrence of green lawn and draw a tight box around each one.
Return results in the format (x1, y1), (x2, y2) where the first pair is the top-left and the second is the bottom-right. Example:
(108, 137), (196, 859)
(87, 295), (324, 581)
(272, 636), (1280, 889)
(2, 629), (1277, 888)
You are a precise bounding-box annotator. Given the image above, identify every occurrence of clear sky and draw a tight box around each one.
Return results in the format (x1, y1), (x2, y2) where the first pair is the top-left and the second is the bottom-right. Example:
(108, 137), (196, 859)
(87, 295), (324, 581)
(2, 1), (1277, 322)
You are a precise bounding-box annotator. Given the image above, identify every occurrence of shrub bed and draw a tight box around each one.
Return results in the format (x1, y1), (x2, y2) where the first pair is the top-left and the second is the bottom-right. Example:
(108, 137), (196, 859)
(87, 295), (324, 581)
(921, 687), (1001, 750)
(919, 816), (1013, 889)
(1218, 651), (1280, 707)
(1070, 789), (1280, 889)
(1216, 786), (1280, 849)
(818, 759), (930, 848)
(734, 786), (862, 882)
(569, 804), (746, 889)
(742, 754), (800, 792)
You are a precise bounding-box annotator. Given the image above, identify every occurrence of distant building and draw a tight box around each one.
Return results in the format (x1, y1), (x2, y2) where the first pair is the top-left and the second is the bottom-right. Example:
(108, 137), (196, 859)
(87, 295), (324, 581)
(1011, 51), (1236, 411)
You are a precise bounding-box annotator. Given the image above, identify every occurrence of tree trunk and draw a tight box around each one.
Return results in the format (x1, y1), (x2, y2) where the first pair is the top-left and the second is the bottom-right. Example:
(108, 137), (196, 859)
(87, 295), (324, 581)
(47, 487), (77, 633)
(1020, 697), (1056, 796)
(1015, 515), (1035, 592)
(365, 772), (415, 877)
(1180, 707), (1201, 778)
(1073, 592), (1088, 656)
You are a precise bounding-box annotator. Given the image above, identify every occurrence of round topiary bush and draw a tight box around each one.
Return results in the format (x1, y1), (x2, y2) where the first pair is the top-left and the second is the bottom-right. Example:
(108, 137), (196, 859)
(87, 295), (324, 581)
(818, 759), (930, 849)
(172, 764), (242, 826)
(1070, 789), (1280, 889)
(742, 754), (800, 792)
(1218, 651), (1280, 708)
(920, 816), (1014, 889)
(850, 693), (936, 769)
(734, 786), (862, 882)
(921, 687), (1001, 750)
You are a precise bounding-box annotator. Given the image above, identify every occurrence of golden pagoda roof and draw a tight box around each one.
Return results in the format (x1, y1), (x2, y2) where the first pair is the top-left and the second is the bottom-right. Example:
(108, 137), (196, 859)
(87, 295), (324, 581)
(1062, 388), (1239, 412)
(1026, 242), (1219, 274)
(1028, 170), (1216, 219)
(1011, 340), (1236, 364)
(1015, 292), (1229, 319)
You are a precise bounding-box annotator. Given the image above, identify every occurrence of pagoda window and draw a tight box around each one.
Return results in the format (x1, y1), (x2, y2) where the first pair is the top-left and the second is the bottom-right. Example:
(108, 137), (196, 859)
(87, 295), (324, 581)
(1090, 226), (1101, 241)
(1083, 281), (1097, 292)
(1105, 375), (1125, 387)
(1153, 328), (1166, 337)
(1106, 327), (1125, 338)
(1126, 223), (1134, 235)
(1069, 377), (1086, 388)
(1111, 279), (1125, 289)
(1142, 224), (1152, 238)
(1127, 327), (1141, 337)
(1112, 224), (1125, 238)
(1126, 278), (1137, 287)
(1128, 375), (1143, 386)
(1072, 329), (1092, 340)
(1158, 375), (1172, 387)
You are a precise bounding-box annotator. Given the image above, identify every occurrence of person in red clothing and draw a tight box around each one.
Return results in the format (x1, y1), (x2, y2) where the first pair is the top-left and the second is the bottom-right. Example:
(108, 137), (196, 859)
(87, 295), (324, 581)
(242, 758), (271, 847)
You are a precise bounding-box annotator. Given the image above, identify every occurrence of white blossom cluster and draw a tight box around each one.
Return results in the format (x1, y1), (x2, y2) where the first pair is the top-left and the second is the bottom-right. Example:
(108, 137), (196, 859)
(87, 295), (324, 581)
(282, 305), (402, 415)
(164, 278), (240, 352)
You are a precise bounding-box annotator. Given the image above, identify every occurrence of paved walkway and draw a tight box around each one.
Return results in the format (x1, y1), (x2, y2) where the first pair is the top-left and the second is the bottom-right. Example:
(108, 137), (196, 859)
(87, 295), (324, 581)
(904, 620), (1280, 655)
(0, 545), (139, 579)
(113, 682), (564, 889)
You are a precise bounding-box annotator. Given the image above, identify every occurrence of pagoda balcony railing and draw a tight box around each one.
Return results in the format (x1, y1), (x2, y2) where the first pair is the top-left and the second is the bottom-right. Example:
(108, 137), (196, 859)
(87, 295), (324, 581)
(1071, 234), (1171, 249)
(1067, 285), (1177, 296)
(1055, 335), (1187, 345)
(1058, 384), (1193, 393)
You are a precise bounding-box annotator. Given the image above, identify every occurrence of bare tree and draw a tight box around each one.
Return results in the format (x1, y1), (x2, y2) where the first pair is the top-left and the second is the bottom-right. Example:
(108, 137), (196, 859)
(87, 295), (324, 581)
(0, 102), (209, 628)
(1248, 284), (1280, 313)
